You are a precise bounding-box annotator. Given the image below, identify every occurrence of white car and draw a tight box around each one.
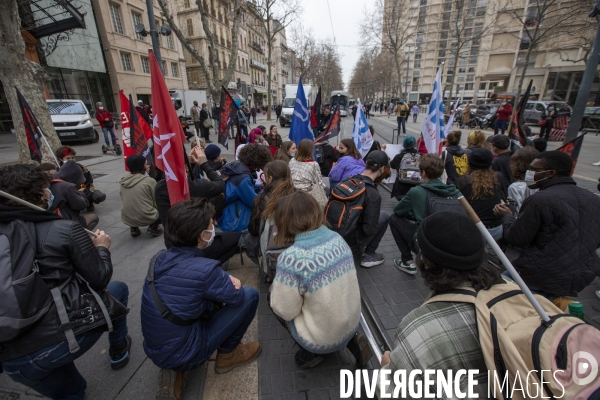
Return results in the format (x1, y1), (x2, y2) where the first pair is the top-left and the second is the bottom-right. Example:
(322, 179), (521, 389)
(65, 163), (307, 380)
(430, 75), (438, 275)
(47, 99), (99, 144)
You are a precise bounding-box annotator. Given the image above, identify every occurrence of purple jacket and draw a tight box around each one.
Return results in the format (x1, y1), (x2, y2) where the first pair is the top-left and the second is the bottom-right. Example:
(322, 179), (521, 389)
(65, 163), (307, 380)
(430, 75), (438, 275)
(328, 155), (366, 188)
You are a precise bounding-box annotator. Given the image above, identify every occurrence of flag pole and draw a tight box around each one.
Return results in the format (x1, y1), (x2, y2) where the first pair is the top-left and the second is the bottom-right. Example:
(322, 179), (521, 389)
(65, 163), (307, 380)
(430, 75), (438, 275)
(0, 190), (97, 237)
(37, 127), (61, 167)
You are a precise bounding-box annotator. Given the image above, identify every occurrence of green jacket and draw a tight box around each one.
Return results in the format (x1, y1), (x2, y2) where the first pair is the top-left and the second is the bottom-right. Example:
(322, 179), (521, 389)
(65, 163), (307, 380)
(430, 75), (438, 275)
(120, 173), (159, 227)
(394, 179), (460, 223)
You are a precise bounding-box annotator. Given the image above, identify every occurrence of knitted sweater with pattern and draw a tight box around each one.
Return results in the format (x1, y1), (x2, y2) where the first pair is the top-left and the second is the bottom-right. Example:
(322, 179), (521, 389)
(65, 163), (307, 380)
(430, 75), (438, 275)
(270, 226), (360, 354)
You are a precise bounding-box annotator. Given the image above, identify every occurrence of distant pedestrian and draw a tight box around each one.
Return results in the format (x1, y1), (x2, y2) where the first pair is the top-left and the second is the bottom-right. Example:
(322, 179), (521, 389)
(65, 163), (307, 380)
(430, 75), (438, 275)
(199, 103), (211, 143)
(394, 100), (409, 134)
(275, 104), (282, 121)
(494, 101), (512, 135)
(191, 101), (202, 137)
(136, 100), (152, 125)
(95, 102), (117, 148)
(251, 106), (257, 124)
(212, 104), (220, 130)
(387, 103), (393, 118)
(412, 104), (419, 123)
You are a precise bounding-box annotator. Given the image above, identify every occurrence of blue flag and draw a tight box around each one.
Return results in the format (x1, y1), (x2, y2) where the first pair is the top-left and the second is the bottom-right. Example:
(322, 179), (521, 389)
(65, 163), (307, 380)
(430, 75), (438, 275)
(352, 99), (373, 158)
(289, 76), (314, 145)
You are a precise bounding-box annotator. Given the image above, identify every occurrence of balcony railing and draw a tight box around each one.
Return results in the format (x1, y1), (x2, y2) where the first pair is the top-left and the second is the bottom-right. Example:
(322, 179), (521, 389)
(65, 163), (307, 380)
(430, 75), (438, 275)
(251, 42), (264, 53)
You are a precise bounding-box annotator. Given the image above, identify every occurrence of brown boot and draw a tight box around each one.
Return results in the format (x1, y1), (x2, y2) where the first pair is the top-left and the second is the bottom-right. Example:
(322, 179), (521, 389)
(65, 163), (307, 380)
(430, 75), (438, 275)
(156, 369), (188, 400)
(214, 341), (261, 374)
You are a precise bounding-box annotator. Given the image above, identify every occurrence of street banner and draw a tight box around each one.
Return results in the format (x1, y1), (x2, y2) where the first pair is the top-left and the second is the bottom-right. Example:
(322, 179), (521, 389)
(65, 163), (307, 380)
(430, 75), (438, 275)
(509, 80), (532, 150)
(352, 98), (373, 158)
(149, 50), (189, 205)
(443, 99), (461, 138)
(218, 86), (238, 150)
(310, 86), (322, 129)
(314, 106), (341, 143)
(556, 132), (586, 177)
(16, 88), (44, 163)
(421, 66), (444, 154)
(119, 91), (153, 170)
(289, 76), (314, 145)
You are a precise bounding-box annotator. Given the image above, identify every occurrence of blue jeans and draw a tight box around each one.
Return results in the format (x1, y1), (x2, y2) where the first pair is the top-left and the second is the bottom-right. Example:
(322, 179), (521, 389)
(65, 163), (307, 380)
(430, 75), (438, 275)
(187, 286), (258, 370)
(2, 281), (129, 400)
(397, 117), (406, 134)
(494, 119), (509, 135)
(101, 127), (117, 146)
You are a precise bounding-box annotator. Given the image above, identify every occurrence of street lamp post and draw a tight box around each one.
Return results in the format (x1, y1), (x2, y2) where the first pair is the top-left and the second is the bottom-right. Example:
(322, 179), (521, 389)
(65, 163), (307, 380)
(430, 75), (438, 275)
(404, 44), (413, 101)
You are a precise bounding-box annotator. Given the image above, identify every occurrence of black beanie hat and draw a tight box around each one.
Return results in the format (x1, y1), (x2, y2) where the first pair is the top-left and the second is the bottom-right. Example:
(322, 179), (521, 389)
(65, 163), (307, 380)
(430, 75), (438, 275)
(491, 134), (510, 150)
(204, 144), (221, 160)
(468, 147), (493, 170)
(126, 155), (147, 173)
(417, 211), (484, 271)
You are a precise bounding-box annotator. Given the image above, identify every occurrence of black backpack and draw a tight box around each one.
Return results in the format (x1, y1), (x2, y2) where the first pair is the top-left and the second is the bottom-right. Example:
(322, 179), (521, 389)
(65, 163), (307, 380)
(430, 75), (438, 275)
(425, 189), (467, 216)
(0, 220), (53, 342)
(325, 177), (367, 238)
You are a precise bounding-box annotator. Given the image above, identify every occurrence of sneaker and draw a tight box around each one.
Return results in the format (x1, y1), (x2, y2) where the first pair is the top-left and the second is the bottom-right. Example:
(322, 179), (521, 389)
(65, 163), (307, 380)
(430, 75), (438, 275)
(593, 161), (600, 166)
(109, 335), (132, 370)
(394, 259), (417, 275)
(346, 333), (373, 367)
(361, 252), (385, 268)
(295, 348), (324, 369)
(214, 341), (261, 374)
(130, 227), (141, 237)
(156, 369), (188, 400)
(147, 225), (164, 237)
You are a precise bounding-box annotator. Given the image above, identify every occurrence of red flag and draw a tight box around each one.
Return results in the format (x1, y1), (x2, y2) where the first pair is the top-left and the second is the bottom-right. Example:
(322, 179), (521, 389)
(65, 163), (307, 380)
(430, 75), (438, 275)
(314, 107), (340, 143)
(119, 91), (153, 170)
(509, 80), (532, 149)
(310, 86), (322, 129)
(557, 133), (586, 177)
(16, 88), (43, 162)
(218, 87), (238, 150)
(149, 51), (189, 205)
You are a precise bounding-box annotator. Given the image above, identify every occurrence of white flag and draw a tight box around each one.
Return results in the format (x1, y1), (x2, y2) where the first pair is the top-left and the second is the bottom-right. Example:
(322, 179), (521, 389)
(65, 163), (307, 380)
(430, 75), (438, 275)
(421, 67), (445, 154)
(352, 99), (373, 158)
(443, 99), (461, 138)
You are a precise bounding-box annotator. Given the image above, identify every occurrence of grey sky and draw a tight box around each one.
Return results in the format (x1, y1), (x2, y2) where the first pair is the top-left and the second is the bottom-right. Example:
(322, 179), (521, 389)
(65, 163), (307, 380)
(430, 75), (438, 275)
(298, 0), (364, 90)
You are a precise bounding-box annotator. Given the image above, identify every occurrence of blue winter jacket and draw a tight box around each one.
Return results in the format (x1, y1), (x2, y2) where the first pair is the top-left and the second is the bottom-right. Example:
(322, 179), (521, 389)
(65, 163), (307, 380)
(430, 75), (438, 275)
(328, 156), (366, 188)
(141, 247), (244, 370)
(219, 161), (257, 232)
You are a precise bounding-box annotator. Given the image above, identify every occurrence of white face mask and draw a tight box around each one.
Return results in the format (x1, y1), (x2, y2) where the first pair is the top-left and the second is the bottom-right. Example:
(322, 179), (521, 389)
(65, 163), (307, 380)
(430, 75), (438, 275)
(98, 107), (104, 110)
(202, 226), (215, 247)
(525, 170), (551, 187)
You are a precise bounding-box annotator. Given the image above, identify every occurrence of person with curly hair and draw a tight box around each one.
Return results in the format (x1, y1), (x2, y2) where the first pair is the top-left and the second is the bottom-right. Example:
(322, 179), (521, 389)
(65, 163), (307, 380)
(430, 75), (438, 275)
(454, 148), (508, 240)
(508, 146), (539, 211)
(220, 143), (273, 232)
(0, 164), (130, 400)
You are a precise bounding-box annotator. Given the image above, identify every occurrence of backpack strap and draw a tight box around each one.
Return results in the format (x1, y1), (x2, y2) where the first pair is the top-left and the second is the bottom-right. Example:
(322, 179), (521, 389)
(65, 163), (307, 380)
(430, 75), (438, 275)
(146, 250), (199, 326)
(423, 288), (477, 305)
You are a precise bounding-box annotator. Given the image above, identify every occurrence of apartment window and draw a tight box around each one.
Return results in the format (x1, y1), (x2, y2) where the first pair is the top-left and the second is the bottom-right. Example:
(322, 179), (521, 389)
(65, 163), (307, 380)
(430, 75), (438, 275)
(479, 82), (487, 90)
(439, 40), (447, 49)
(184, 0), (190, 7)
(489, 82), (498, 90)
(414, 60), (421, 68)
(444, 1), (452, 10)
(162, 60), (167, 75)
(478, 0), (487, 5)
(420, 6), (427, 15)
(470, 47), (479, 55)
(465, 83), (474, 90)
(121, 52), (133, 71)
(447, 67), (454, 74)
(416, 43), (423, 50)
(132, 12), (144, 40)
(437, 58), (445, 66)
(457, 76), (465, 82)
(420, 0), (427, 4)
(476, 7), (486, 16)
(186, 19), (193, 36)
(468, 67), (476, 73)
(140, 56), (150, 73)
(418, 16), (426, 24)
(440, 31), (448, 39)
(413, 70), (420, 76)
(442, 21), (450, 30)
(412, 85), (419, 91)
(448, 58), (455, 66)
(155, 20), (161, 45)
(446, 76), (453, 83)
(467, 75), (474, 81)
(459, 67), (466, 73)
(469, 56), (478, 64)
(416, 34), (424, 43)
(474, 18), (484, 26)
(414, 53), (422, 59)
(109, 3), (124, 34)
(442, 12), (450, 21)
(171, 62), (179, 77)
(412, 77), (420, 84)
(167, 34), (174, 49)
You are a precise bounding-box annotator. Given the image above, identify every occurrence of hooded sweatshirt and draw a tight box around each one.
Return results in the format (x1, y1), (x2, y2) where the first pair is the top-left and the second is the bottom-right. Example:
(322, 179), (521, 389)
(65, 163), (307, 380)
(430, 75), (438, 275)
(394, 179), (461, 223)
(219, 161), (256, 232)
(120, 173), (159, 227)
(50, 161), (89, 225)
(443, 145), (468, 185)
(328, 155), (366, 188)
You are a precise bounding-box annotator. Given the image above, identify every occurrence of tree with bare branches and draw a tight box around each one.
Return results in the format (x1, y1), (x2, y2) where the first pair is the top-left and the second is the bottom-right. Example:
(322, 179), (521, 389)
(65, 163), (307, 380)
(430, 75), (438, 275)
(0, 0), (61, 164)
(157, 0), (242, 101)
(360, 0), (417, 98)
(289, 25), (318, 78)
(251, 0), (301, 121)
(499, 0), (595, 101)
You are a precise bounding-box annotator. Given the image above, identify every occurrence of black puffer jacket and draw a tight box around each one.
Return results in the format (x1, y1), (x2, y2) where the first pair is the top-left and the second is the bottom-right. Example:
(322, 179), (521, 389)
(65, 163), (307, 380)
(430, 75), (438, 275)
(0, 205), (120, 361)
(502, 177), (600, 297)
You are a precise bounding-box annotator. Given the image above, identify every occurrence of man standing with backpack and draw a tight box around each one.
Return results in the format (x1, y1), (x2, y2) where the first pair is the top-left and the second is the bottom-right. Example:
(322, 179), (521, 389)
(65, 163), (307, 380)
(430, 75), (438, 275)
(327, 150), (390, 268)
(388, 154), (461, 274)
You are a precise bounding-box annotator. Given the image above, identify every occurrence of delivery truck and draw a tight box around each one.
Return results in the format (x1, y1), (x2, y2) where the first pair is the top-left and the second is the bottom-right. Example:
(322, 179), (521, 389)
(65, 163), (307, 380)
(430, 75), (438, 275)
(169, 89), (207, 120)
(279, 84), (315, 127)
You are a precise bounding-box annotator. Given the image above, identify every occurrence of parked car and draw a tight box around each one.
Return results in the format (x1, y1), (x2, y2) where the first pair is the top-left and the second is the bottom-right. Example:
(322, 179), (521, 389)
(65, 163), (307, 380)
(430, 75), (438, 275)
(522, 101), (555, 125)
(47, 99), (99, 144)
(581, 106), (600, 133)
(473, 104), (499, 119)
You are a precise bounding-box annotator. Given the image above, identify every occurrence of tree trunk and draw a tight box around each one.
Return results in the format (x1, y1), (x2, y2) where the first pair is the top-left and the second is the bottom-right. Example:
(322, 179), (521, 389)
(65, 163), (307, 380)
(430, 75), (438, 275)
(0, 0), (61, 164)
(393, 50), (403, 99)
(447, 51), (460, 112)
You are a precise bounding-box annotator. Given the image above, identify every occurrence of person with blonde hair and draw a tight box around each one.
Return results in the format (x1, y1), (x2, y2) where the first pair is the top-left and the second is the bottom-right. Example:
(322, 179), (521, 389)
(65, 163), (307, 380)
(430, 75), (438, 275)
(269, 191), (370, 369)
(288, 139), (328, 208)
(465, 130), (491, 156)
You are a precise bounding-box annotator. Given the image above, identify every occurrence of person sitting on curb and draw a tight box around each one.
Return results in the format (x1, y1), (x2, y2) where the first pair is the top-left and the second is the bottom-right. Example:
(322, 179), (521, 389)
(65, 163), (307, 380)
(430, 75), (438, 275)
(0, 164), (130, 400)
(55, 146), (106, 211)
(389, 135), (420, 200)
(377, 212), (495, 397)
(442, 130), (468, 185)
(342, 150), (390, 268)
(328, 139), (366, 189)
(494, 150), (600, 301)
(141, 198), (260, 399)
(269, 191), (371, 369)
(40, 161), (99, 231)
(120, 155), (163, 237)
(388, 154), (461, 275)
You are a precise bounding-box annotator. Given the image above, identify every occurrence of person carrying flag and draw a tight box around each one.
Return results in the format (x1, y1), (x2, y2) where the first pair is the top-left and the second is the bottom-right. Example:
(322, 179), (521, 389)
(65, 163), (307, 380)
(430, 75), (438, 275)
(317, 104), (331, 135)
